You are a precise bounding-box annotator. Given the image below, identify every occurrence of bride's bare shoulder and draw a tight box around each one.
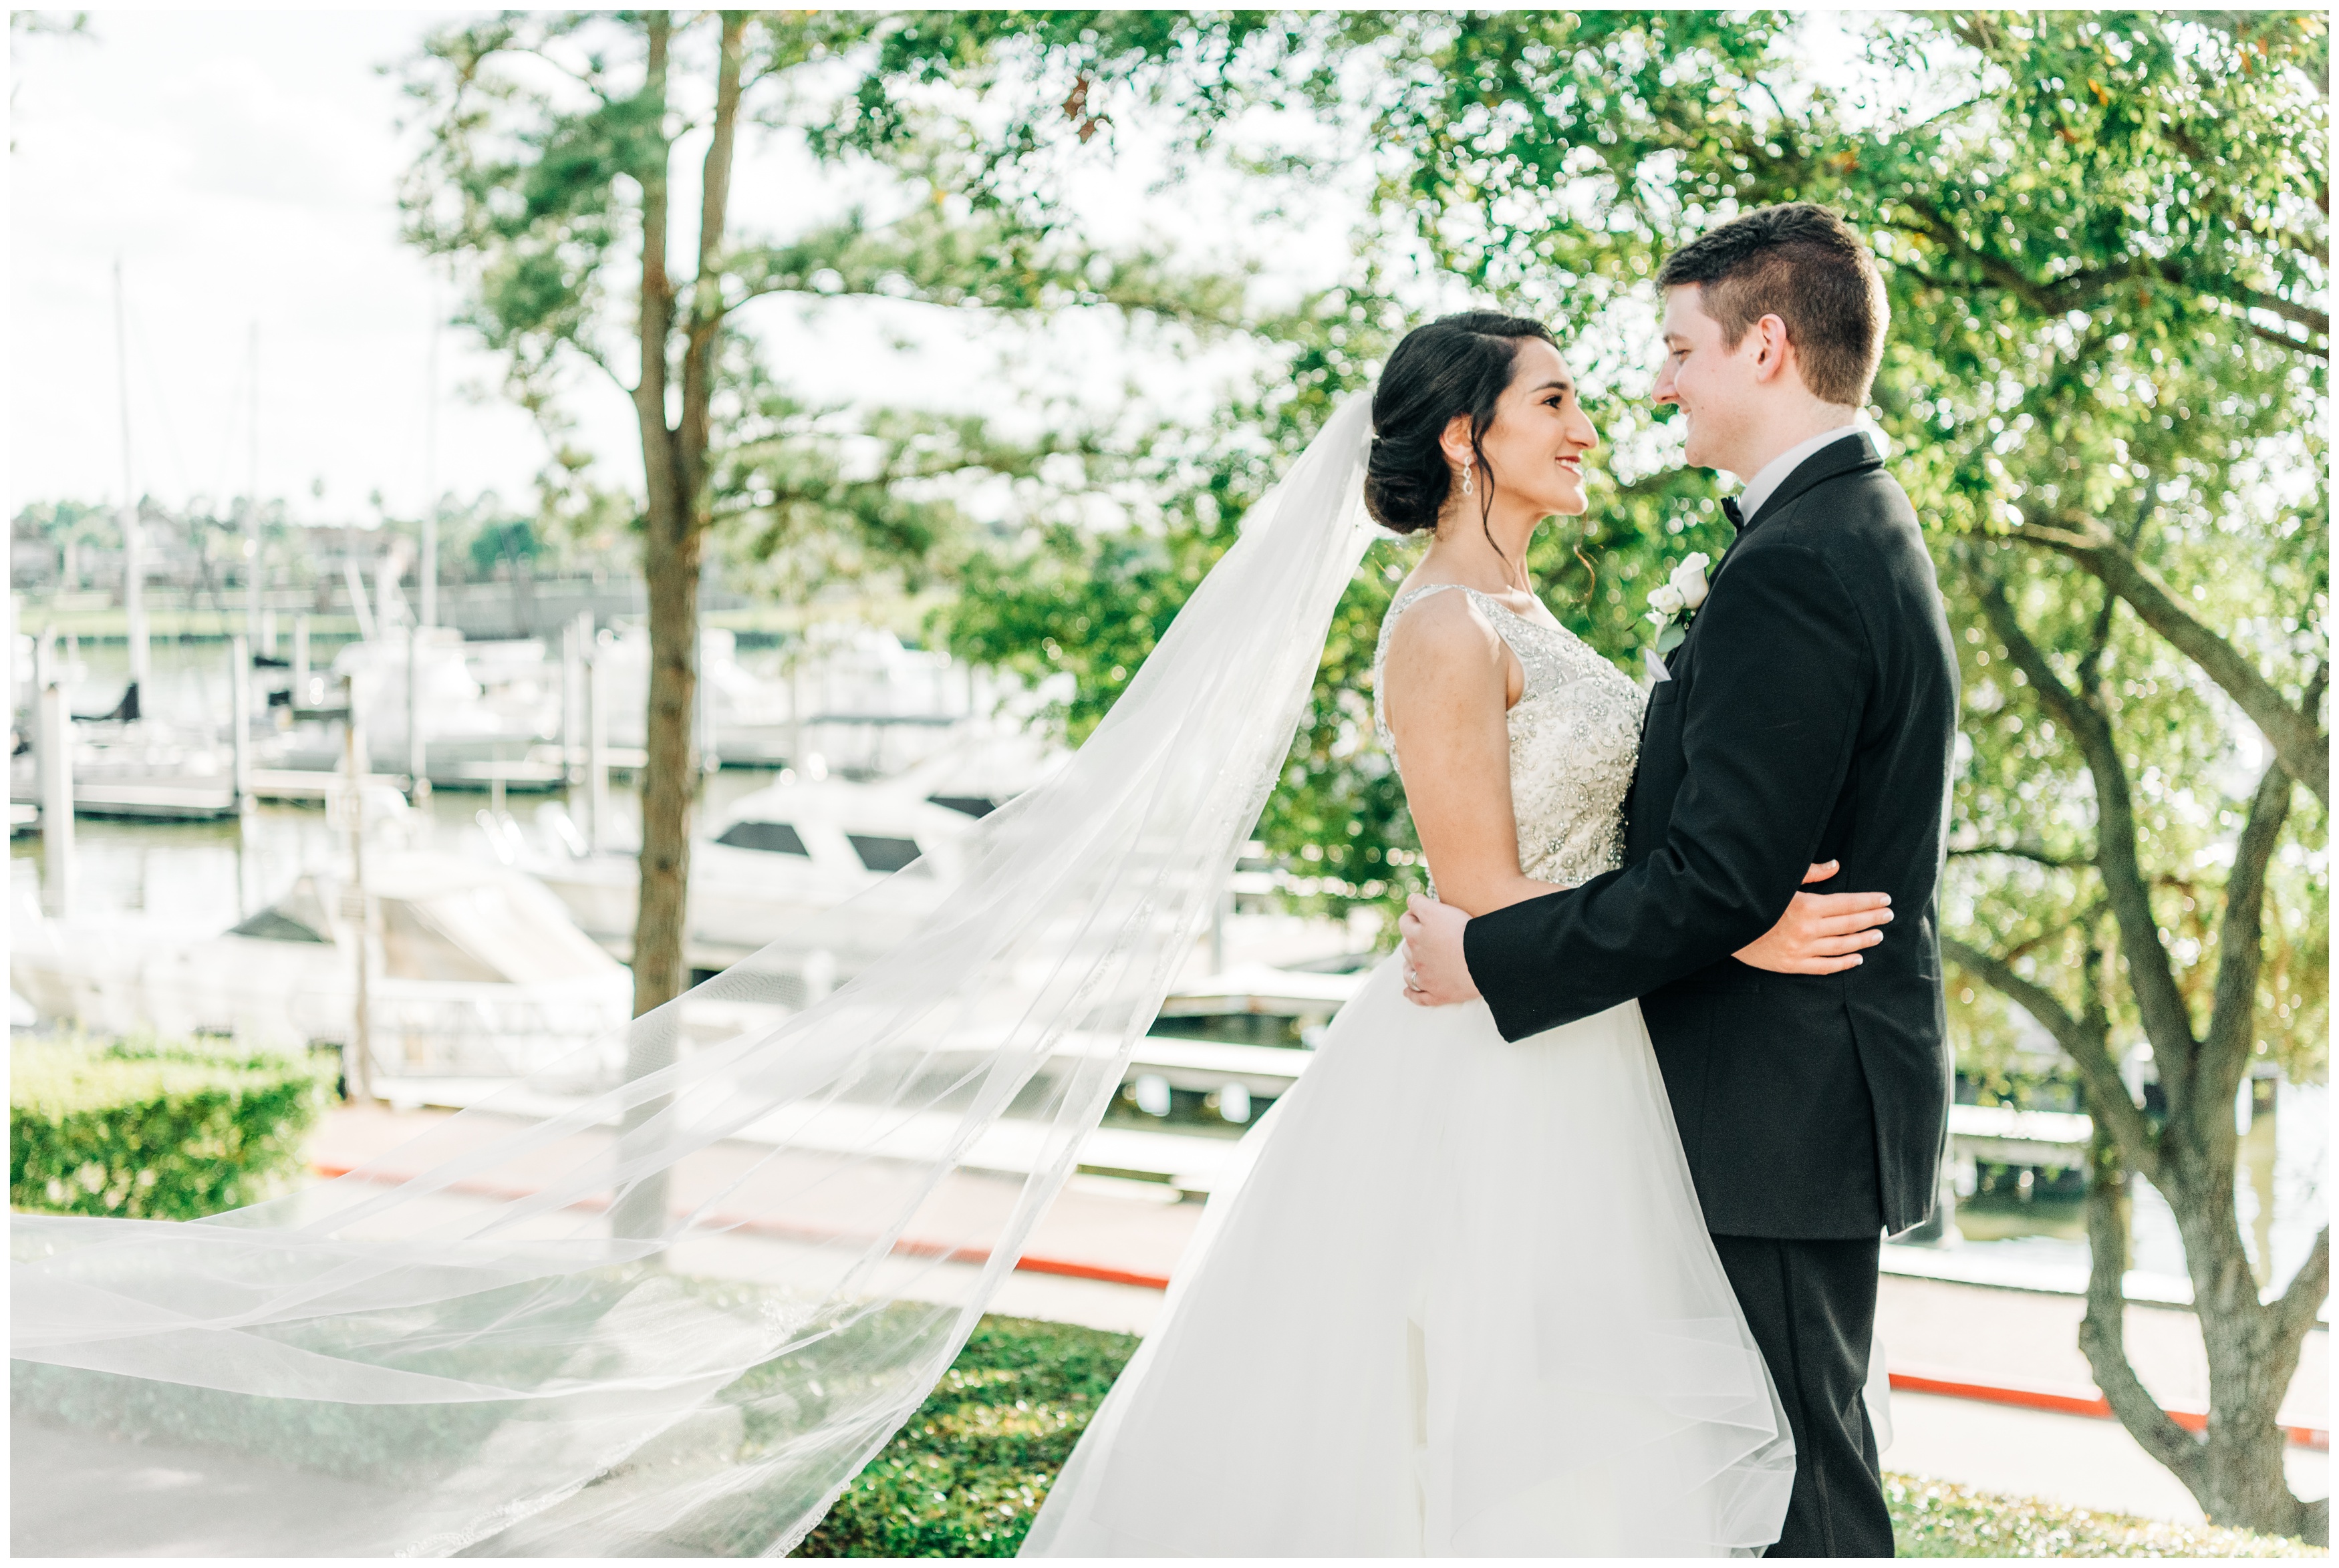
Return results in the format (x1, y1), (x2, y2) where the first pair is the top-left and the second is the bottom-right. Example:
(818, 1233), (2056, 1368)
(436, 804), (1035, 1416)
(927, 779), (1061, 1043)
(1380, 583), (1508, 687)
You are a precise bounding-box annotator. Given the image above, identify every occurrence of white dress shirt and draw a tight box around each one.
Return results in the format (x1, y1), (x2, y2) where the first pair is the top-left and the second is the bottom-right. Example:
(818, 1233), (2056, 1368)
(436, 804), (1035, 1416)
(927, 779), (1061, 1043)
(1734, 422), (1883, 523)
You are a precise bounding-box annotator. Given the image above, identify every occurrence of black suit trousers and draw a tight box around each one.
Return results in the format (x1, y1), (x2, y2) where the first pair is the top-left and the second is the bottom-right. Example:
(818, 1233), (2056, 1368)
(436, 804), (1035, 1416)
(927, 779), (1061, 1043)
(1711, 1235), (1894, 1558)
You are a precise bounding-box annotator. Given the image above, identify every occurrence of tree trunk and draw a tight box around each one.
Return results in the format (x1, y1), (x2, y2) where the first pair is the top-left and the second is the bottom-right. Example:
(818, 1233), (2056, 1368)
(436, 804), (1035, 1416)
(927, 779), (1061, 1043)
(611, 11), (686, 1245)
(634, 513), (700, 1021)
(2077, 1127), (2213, 1497)
(1966, 557), (2326, 1541)
(2175, 1151), (2327, 1545)
(2083, 1128), (2328, 1545)
(611, 12), (744, 1245)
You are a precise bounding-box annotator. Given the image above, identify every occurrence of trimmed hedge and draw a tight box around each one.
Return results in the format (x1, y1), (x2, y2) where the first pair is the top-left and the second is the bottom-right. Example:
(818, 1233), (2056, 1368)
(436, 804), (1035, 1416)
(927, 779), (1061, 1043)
(799, 1316), (2326, 1559)
(10, 1032), (335, 1219)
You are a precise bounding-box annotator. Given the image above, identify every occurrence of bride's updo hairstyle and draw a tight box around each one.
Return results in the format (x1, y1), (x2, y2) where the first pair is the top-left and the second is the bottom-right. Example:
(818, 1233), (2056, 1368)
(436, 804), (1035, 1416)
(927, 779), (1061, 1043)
(1364, 311), (1559, 536)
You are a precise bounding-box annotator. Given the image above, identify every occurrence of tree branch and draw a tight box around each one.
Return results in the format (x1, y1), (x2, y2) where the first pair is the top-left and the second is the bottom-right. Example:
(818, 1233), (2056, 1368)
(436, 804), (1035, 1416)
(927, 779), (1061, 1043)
(2270, 1224), (2331, 1343)
(2192, 269), (2332, 341)
(1963, 556), (2201, 1099)
(2006, 521), (2329, 808)
(677, 10), (746, 508)
(2076, 1126), (2211, 1491)
(2247, 317), (2324, 358)
(1941, 934), (2159, 1180)
(2195, 754), (2298, 1150)
(1946, 842), (2092, 869)
(633, 15), (677, 483)
(1889, 190), (2329, 348)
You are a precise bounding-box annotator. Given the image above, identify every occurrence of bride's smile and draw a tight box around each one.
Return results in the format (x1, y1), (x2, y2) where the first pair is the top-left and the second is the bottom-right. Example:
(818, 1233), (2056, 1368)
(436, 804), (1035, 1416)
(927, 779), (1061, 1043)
(1461, 335), (1601, 534)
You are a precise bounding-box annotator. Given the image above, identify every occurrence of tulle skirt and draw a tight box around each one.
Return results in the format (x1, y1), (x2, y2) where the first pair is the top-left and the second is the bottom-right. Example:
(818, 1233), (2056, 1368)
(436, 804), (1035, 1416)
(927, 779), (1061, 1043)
(1021, 953), (1794, 1557)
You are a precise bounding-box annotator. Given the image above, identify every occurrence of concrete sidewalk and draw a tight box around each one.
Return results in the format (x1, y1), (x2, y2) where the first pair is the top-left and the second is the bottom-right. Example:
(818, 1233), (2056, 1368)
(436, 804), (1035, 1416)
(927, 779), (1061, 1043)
(303, 1104), (2330, 1523)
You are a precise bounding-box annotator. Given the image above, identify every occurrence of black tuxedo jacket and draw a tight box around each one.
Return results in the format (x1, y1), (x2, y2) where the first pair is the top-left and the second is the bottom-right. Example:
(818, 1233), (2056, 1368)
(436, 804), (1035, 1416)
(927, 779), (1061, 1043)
(1464, 434), (1958, 1238)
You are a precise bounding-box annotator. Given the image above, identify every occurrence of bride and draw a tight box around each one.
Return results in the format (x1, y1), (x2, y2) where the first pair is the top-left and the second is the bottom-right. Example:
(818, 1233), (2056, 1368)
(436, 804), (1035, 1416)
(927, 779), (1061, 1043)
(11, 313), (1884, 1559)
(1023, 313), (1885, 1557)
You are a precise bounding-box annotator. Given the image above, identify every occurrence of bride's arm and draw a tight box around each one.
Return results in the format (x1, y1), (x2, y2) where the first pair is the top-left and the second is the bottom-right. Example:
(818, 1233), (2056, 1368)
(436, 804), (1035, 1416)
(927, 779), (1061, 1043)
(1378, 593), (1560, 919)
(1385, 590), (1895, 968)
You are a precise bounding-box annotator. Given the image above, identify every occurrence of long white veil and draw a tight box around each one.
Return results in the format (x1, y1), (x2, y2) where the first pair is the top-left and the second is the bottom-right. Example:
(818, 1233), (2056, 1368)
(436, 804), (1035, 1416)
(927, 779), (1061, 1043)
(11, 396), (1377, 1557)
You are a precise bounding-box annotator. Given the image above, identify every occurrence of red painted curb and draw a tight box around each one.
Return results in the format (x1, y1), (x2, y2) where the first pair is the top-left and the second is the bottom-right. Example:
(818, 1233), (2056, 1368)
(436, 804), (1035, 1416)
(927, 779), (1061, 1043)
(307, 1161), (1176, 1294)
(1889, 1365), (2328, 1452)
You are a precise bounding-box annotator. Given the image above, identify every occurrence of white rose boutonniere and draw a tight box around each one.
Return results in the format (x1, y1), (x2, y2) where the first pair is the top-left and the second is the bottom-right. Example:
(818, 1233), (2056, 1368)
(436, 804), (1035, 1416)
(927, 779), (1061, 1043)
(1644, 551), (1711, 655)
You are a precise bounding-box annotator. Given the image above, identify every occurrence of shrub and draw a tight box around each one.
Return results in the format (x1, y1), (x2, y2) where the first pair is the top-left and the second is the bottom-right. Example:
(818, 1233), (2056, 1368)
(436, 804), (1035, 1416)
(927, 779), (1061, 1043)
(10, 1032), (335, 1220)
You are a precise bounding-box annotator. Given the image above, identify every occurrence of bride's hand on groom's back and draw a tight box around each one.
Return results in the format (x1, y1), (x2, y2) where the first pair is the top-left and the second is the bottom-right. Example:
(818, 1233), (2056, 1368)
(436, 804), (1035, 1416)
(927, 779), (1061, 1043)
(1734, 860), (1892, 974)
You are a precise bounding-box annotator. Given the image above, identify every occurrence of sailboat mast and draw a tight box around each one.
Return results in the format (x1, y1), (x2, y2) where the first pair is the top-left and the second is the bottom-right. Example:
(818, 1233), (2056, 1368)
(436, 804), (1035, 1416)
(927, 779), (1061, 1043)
(114, 258), (148, 689)
(247, 321), (262, 651)
(420, 295), (438, 629)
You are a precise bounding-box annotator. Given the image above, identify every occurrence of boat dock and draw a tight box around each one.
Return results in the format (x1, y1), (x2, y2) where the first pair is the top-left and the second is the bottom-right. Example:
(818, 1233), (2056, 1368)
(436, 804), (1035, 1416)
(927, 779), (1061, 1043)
(9, 768), (418, 821)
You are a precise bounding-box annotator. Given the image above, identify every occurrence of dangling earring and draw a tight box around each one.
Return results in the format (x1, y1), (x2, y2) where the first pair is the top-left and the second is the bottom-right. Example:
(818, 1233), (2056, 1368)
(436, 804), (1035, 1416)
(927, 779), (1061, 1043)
(1461, 460), (1474, 498)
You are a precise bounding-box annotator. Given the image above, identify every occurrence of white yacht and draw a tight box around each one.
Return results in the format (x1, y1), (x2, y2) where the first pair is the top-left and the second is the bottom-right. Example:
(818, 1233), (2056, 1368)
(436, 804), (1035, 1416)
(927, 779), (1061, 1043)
(265, 630), (558, 782)
(10, 850), (632, 1086)
(593, 624), (801, 766)
(523, 772), (980, 981)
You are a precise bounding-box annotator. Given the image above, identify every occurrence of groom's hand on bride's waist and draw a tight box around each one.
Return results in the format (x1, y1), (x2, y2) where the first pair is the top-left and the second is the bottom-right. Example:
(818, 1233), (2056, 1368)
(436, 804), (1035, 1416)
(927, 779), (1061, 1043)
(1399, 895), (1480, 1006)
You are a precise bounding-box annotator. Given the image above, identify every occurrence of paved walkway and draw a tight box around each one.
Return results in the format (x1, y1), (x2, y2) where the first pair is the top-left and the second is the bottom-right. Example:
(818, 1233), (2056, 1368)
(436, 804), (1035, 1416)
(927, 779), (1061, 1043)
(1889, 1393), (2327, 1527)
(303, 1104), (2330, 1522)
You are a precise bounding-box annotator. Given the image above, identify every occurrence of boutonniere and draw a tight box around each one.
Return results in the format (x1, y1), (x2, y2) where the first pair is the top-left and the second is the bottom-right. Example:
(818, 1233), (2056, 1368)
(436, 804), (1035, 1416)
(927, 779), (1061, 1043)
(1643, 552), (1711, 655)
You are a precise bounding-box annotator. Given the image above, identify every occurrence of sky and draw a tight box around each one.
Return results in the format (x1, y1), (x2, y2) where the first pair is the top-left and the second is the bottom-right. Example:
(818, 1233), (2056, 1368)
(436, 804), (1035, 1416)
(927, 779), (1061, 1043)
(7, 9), (1367, 527)
(9, 11), (524, 522)
(9, 9), (1887, 528)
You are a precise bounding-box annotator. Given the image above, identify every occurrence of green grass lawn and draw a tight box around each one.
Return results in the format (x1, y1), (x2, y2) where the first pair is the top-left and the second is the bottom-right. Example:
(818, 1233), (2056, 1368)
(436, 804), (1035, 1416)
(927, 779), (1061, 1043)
(799, 1314), (2324, 1559)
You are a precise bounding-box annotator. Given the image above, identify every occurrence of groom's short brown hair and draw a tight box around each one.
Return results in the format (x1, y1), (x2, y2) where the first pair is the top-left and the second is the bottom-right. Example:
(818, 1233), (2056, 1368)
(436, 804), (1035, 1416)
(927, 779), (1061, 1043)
(1656, 204), (1888, 408)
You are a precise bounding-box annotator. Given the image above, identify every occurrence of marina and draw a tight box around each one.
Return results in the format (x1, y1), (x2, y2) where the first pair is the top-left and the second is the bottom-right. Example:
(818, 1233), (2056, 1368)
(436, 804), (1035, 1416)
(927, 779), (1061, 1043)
(7, 630), (2325, 1313)
(7, 9), (2328, 1553)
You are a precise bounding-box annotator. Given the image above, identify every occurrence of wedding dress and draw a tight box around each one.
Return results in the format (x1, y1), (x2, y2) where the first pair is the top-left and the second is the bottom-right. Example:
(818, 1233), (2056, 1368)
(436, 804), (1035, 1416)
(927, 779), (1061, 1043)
(1022, 584), (1796, 1557)
(12, 400), (1799, 1559)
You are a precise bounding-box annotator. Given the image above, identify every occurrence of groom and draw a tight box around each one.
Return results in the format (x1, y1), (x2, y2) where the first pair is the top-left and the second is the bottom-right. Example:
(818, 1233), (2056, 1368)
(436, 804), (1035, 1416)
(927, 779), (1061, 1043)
(1400, 203), (1957, 1558)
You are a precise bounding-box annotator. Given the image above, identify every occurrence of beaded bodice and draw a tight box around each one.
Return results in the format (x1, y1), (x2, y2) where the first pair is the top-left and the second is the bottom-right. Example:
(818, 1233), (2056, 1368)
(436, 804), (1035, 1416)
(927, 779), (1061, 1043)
(1372, 583), (1646, 888)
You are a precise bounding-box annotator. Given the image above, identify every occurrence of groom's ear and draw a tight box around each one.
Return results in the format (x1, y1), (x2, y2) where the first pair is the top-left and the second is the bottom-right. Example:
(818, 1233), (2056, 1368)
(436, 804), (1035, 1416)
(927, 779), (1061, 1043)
(1746, 313), (1798, 385)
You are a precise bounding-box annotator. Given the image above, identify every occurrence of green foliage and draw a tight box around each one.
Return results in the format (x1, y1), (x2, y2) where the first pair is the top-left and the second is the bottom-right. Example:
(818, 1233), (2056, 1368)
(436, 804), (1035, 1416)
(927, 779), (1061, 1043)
(396, 12), (1262, 591)
(9, 1032), (335, 1221)
(465, 516), (541, 577)
(794, 1314), (1137, 1558)
(792, 1314), (2324, 1558)
(12, 497), (118, 551)
(1887, 1473), (2324, 1559)
(912, 13), (2326, 1531)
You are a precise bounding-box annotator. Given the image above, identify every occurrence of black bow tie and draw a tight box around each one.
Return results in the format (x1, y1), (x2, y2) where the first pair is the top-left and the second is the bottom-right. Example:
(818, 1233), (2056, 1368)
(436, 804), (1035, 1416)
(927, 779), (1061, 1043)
(1722, 496), (1748, 532)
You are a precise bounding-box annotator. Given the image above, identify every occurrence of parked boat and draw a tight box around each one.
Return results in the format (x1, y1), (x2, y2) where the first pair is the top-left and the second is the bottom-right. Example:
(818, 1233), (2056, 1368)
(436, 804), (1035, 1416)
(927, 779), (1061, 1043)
(10, 849), (632, 1086)
(263, 629), (558, 784)
(522, 772), (981, 981)
(589, 623), (796, 767)
(887, 723), (1071, 820)
(8, 631), (252, 820)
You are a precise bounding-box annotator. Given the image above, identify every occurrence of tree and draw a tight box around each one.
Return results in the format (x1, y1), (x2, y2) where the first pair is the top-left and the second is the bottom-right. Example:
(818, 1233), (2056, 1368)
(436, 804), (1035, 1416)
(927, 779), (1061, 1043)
(400, 11), (1262, 1236)
(1364, 9), (2332, 1541)
(924, 8), (2330, 1539)
(1837, 14), (2330, 1540)
(13, 499), (117, 588)
(398, 11), (1244, 1017)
